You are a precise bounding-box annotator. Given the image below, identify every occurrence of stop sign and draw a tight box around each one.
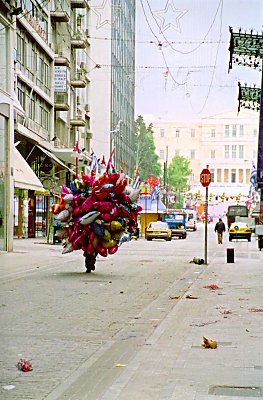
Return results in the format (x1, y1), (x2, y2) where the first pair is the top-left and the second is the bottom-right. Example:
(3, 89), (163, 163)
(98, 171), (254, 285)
(200, 168), (211, 187)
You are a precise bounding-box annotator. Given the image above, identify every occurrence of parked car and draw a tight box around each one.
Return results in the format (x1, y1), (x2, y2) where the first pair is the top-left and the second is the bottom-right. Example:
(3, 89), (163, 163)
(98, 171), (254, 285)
(162, 210), (187, 239)
(186, 218), (197, 231)
(228, 222), (252, 242)
(145, 221), (172, 241)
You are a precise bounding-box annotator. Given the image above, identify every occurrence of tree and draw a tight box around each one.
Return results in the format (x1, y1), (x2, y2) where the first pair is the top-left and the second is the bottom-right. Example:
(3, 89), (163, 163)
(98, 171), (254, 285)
(167, 154), (191, 208)
(134, 116), (162, 181)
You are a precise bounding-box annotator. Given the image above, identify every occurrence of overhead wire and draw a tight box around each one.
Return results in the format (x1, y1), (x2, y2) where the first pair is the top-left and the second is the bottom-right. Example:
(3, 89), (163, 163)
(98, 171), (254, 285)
(196, 0), (224, 114)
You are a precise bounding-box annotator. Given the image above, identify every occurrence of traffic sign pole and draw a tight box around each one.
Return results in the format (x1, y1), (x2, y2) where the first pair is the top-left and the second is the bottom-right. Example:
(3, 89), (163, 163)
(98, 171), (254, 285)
(200, 166), (211, 265)
(204, 185), (208, 265)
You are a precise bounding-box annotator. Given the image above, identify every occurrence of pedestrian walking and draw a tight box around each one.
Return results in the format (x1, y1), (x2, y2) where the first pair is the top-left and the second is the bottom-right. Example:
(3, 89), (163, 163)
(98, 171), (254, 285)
(214, 218), (226, 244)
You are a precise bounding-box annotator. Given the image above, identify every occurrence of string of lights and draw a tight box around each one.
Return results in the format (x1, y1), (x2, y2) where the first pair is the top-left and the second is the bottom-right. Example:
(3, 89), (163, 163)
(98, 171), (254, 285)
(145, 0), (225, 55)
(139, 0), (189, 87)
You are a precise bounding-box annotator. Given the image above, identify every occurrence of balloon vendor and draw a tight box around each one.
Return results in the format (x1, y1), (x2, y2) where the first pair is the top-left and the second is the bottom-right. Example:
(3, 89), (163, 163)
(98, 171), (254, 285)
(51, 152), (142, 272)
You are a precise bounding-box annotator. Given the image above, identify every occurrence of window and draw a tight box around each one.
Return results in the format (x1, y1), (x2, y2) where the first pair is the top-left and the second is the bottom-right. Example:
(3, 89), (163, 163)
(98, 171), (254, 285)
(232, 145), (237, 159)
(211, 128), (215, 137)
(211, 150), (215, 159)
(210, 169), (214, 182)
(190, 128), (195, 138)
(253, 128), (258, 136)
(225, 125), (230, 136)
(175, 129), (180, 138)
(160, 149), (164, 159)
(217, 169), (222, 183)
(17, 87), (25, 109)
(160, 129), (165, 137)
(239, 145), (244, 159)
(245, 169), (250, 183)
(190, 150), (195, 160)
(224, 145), (229, 159)
(224, 169), (229, 182)
(0, 22), (7, 91)
(239, 125), (244, 136)
(238, 169), (243, 183)
(17, 33), (25, 66)
(232, 125), (237, 137)
(231, 169), (236, 183)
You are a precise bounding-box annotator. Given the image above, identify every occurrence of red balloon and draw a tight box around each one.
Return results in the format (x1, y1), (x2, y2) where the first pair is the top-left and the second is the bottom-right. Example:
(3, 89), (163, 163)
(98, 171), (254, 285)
(97, 246), (108, 257)
(108, 245), (118, 255)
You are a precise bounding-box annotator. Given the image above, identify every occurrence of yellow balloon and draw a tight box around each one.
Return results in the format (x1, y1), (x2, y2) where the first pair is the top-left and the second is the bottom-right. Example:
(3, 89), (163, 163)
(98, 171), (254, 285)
(104, 229), (111, 241)
(92, 236), (99, 248)
(102, 239), (117, 249)
(106, 221), (123, 232)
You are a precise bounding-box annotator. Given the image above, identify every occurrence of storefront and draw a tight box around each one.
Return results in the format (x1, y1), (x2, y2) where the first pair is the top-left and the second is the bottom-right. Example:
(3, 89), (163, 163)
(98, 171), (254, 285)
(13, 147), (47, 238)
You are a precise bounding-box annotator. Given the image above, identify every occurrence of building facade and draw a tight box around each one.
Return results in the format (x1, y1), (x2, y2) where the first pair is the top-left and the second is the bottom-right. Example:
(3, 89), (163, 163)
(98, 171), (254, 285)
(0, 0), (136, 250)
(149, 109), (259, 198)
(89, 0), (135, 176)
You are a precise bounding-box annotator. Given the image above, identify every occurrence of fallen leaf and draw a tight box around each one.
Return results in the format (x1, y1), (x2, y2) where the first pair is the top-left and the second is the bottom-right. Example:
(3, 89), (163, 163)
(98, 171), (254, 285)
(249, 308), (263, 313)
(202, 337), (218, 349)
(115, 364), (126, 367)
(169, 295), (180, 300)
(186, 295), (199, 299)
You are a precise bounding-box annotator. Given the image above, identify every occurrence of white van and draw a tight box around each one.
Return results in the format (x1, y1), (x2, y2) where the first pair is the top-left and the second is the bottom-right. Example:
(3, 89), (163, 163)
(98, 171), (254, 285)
(184, 209), (197, 231)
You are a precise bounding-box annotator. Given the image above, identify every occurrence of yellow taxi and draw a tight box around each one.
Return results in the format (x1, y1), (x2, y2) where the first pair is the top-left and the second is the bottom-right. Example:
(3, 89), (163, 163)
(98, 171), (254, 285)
(229, 222), (252, 242)
(145, 221), (172, 241)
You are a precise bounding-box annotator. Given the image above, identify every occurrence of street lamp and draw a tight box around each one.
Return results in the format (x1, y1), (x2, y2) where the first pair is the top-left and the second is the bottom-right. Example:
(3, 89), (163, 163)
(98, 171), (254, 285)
(110, 119), (122, 163)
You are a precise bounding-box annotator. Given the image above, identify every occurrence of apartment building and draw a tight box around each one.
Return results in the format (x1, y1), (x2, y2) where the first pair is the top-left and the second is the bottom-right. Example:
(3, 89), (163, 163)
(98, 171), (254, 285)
(149, 108), (259, 197)
(0, 0), (136, 248)
(89, 0), (135, 176)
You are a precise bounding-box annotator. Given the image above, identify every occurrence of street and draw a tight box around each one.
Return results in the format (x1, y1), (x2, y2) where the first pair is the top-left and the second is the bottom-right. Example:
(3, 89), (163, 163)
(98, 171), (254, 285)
(1, 223), (263, 399)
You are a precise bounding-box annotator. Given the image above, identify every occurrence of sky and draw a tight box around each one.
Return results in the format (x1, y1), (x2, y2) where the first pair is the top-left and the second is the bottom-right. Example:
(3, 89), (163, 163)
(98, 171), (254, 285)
(135, 0), (263, 120)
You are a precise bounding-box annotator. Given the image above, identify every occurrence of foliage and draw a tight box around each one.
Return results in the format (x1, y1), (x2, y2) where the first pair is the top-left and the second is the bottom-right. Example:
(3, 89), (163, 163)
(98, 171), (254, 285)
(134, 116), (162, 181)
(167, 154), (191, 208)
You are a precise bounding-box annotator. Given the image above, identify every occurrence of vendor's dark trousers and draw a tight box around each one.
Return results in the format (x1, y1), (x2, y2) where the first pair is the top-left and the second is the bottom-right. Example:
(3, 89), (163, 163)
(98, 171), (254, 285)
(85, 255), (96, 273)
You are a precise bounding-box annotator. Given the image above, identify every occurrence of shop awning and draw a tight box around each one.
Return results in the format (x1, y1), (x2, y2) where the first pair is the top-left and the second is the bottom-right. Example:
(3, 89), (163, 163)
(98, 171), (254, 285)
(14, 148), (46, 192)
(52, 148), (91, 165)
(36, 145), (75, 174)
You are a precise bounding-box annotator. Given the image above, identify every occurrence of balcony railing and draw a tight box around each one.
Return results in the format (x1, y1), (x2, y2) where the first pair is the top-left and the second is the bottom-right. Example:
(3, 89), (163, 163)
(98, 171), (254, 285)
(50, 10), (69, 22)
(71, 33), (87, 49)
(54, 92), (69, 111)
(71, 72), (87, 88)
(70, 114), (86, 127)
(71, 0), (89, 8)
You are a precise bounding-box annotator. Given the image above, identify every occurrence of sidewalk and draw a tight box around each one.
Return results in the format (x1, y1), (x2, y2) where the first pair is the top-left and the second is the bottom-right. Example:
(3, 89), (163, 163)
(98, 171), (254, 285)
(0, 232), (263, 399)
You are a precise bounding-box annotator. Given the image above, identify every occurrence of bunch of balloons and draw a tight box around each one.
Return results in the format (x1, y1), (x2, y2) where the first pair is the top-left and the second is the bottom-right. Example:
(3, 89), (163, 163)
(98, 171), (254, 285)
(51, 159), (141, 258)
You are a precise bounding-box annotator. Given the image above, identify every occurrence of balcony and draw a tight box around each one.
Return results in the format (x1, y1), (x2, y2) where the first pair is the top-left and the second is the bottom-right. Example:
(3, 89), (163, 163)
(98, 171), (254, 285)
(54, 53), (70, 67)
(71, 33), (87, 49)
(70, 114), (86, 127)
(54, 92), (69, 111)
(71, 0), (89, 8)
(50, 10), (69, 22)
(71, 72), (87, 88)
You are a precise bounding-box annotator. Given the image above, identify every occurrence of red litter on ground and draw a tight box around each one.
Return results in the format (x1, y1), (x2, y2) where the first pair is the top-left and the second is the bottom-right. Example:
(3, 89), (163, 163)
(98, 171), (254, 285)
(16, 359), (33, 372)
(203, 284), (221, 290)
